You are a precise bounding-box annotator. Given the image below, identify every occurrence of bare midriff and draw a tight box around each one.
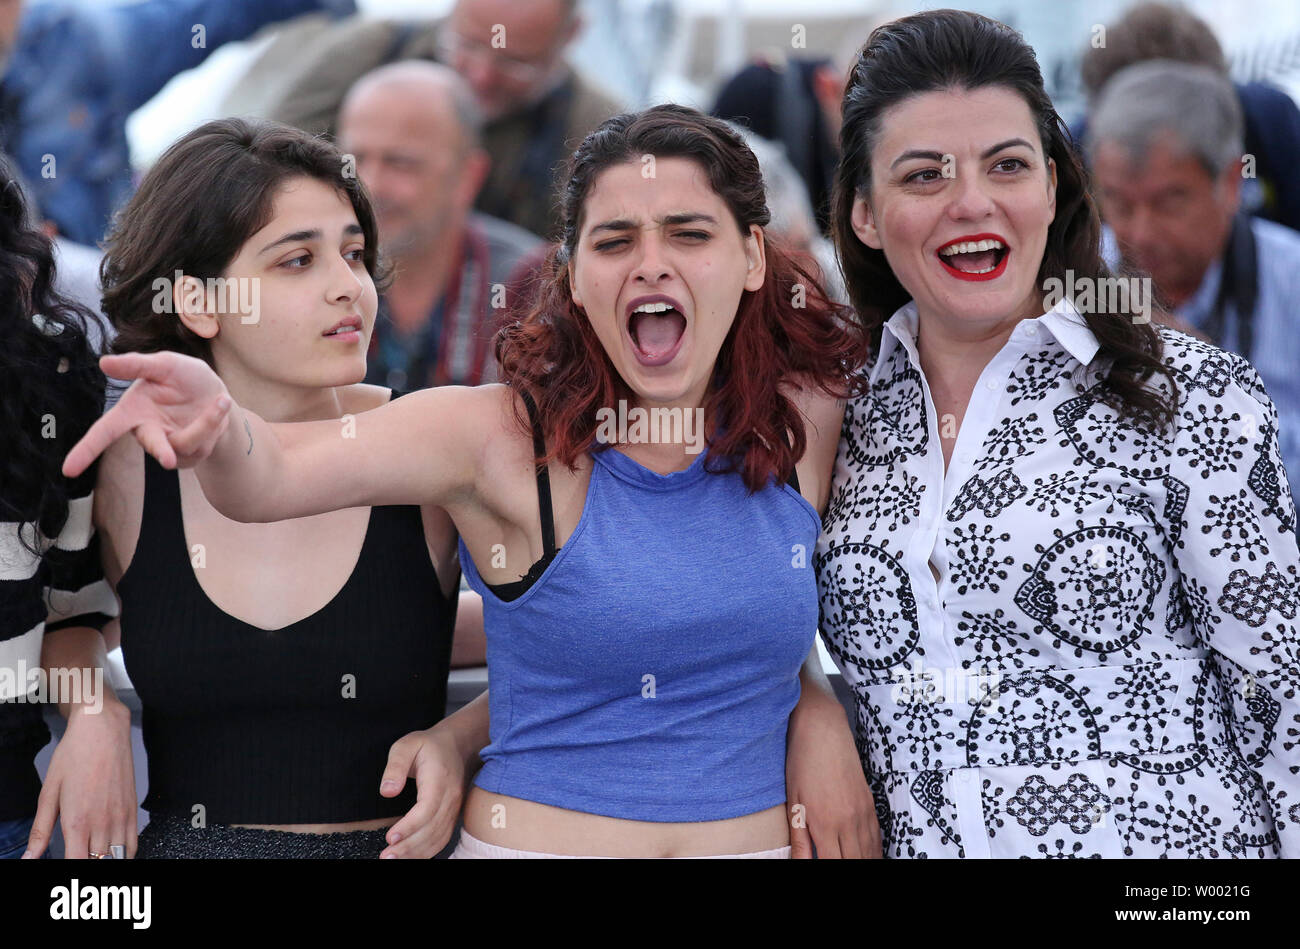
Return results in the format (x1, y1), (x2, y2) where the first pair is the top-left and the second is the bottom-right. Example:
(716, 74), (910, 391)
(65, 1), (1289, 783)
(462, 786), (790, 857)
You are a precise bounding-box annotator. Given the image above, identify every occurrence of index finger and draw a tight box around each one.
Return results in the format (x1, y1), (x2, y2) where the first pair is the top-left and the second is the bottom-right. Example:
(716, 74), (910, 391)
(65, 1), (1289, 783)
(62, 405), (137, 479)
(98, 351), (175, 384)
(22, 781), (61, 858)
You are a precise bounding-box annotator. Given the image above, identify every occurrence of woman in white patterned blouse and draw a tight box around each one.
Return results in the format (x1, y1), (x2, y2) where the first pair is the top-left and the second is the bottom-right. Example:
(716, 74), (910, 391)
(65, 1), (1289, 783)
(817, 9), (1299, 858)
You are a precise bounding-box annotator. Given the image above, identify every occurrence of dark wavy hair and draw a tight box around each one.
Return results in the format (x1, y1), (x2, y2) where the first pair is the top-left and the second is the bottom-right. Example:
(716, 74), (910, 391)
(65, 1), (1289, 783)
(0, 156), (106, 548)
(102, 117), (389, 365)
(832, 9), (1177, 428)
(496, 104), (869, 492)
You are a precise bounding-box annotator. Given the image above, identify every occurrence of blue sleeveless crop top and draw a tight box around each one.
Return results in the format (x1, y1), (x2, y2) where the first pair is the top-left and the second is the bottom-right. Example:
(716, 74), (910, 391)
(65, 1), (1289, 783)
(458, 430), (821, 823)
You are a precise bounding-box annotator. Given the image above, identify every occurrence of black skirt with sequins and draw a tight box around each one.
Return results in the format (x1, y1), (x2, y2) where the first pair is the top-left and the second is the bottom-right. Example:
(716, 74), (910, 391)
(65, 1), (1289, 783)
(135, 813), (391, 859)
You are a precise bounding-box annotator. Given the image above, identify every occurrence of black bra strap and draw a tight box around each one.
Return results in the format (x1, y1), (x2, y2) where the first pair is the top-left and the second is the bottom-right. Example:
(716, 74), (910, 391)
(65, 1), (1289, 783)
(784, 428), (802, 494)
(517, 388), (556, 558)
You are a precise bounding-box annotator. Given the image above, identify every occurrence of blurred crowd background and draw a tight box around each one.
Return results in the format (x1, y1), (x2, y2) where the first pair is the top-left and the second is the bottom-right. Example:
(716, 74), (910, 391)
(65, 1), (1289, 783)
(128, 0), (1300, 163)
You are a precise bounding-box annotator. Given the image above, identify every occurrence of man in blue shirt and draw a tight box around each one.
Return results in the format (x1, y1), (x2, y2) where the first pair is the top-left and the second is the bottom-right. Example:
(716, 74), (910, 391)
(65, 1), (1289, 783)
(1089, 60), (1300, 487)
(1072, 2), (1300, 235)
(0, 0), (355, 246)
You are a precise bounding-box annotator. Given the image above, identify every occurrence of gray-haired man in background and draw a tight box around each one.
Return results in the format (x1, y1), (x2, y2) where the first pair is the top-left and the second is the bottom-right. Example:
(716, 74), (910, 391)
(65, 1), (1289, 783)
(1088, 60), (1300, 482)
(337, 61), (543, 392)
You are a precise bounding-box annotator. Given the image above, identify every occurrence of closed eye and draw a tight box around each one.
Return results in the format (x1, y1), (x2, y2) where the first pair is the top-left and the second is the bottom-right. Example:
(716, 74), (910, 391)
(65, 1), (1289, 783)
(594, 238), (630, 252)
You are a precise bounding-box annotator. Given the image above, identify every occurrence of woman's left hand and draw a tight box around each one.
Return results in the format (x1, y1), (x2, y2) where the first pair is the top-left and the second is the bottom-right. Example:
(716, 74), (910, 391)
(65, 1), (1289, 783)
(786, 695), (881, 858)
(26, 701), (136, 859)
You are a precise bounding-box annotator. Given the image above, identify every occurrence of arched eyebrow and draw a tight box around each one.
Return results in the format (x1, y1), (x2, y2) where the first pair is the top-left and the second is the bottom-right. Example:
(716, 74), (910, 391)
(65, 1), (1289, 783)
(587, 212), (719, 236)
(259, 223), (364, 255)
(980, 138), (1035, 159)
(889, 138), (1036, 170)
(890, 149), (946, 170)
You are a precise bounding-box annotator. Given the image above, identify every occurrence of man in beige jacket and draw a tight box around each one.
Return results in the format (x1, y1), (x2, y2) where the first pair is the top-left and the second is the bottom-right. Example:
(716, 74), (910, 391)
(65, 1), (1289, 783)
(222, 0), (622, 240)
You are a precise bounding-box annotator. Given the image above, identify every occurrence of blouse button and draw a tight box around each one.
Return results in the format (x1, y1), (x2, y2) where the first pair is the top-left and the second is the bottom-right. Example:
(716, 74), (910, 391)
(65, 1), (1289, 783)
(985, 379), (1000, 391)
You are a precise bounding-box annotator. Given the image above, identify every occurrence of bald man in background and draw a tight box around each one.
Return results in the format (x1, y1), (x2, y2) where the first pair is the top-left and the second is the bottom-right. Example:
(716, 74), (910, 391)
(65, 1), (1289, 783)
(337, 62), (543, 391)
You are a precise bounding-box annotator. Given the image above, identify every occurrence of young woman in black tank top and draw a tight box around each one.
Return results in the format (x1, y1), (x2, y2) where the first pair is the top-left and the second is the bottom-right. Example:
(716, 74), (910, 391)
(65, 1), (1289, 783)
(63, 120), (481, 858)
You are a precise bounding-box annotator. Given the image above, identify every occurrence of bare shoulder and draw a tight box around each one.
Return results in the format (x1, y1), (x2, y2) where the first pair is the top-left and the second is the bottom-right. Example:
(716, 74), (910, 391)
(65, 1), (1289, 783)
(341, 382), (397, 415)
(474, 383), (542, 466)
(782, 377), (848, 514)
(407, 384), (546, 532)
(782, 377), (847, 440)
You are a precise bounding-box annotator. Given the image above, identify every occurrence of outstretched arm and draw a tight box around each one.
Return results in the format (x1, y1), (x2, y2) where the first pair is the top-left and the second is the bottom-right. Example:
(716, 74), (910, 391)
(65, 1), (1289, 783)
(64, 351), (484, 523)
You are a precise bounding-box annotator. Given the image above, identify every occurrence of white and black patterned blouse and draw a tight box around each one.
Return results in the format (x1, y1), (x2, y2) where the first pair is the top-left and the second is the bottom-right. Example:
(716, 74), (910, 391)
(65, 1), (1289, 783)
(815, 298), (1299, 858)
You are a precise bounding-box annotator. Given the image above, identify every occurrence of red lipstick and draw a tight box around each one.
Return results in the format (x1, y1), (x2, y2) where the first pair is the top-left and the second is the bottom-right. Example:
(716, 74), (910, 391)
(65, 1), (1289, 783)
(935, 232), (1010, 282)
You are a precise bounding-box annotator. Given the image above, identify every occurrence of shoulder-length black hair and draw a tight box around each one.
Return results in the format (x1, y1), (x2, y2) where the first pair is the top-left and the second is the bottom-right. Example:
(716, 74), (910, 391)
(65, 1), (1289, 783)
(0, 155), (106, 543)
(831, 8), (1177, 429)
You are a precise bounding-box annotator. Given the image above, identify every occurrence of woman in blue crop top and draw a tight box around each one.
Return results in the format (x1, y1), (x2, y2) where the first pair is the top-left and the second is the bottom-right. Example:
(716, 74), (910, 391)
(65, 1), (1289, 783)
(68, 106), (882, 858)
(55, 119), (484, 859)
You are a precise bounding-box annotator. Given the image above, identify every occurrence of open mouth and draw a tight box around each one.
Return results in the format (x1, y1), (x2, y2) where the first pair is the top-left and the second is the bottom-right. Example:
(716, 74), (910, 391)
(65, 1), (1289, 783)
(626, 296), (687, 367)
(936, 234), (1010, 282)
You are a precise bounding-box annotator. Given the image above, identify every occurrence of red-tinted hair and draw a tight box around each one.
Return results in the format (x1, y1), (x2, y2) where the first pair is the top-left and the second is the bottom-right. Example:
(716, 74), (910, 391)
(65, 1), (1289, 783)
(496, 104), (868, 493)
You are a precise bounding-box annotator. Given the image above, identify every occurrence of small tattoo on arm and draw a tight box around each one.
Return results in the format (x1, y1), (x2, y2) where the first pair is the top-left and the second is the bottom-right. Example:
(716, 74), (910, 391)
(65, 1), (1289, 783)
(243, 414), (253, 455)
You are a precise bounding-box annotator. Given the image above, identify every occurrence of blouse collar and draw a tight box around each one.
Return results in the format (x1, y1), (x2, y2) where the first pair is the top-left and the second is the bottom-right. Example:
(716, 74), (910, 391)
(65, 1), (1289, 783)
(871, 296), (1101, 384)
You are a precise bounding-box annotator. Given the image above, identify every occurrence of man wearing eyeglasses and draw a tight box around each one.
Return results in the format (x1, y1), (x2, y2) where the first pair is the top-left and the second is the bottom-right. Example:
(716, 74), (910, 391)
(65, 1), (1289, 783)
(224, 0), (622, 240)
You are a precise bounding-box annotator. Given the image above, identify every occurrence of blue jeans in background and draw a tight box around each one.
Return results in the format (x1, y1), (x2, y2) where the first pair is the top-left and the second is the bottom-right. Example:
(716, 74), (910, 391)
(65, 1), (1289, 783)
(0, 816), (36, 859)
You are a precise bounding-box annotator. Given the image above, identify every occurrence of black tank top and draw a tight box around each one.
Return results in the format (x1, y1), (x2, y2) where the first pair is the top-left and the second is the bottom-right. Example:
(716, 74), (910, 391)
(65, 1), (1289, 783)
(117, 392), (457, 825)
